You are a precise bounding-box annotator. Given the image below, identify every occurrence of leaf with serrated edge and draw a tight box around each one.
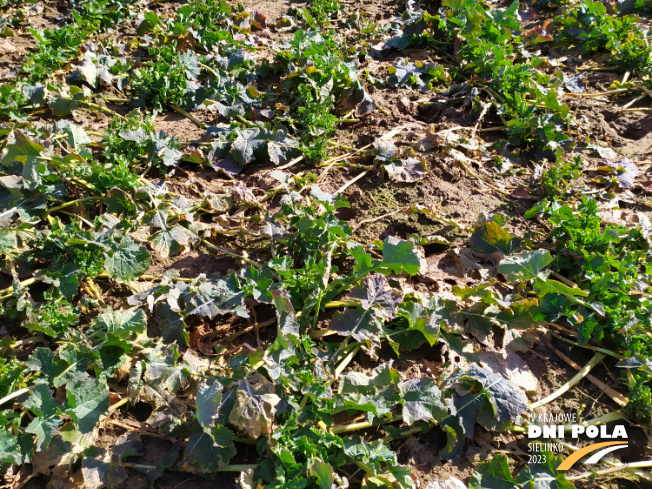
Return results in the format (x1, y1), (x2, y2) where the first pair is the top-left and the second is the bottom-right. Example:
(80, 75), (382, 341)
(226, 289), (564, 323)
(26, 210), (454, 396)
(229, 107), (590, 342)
(181, 424), (235, 473)
(498, 249), (553, 282)
(399, 378), (447, 425)
(25, 384), (60, 451)
(66, 379), (109, 433)
(105, 236), (150, 282)
(381, 237), (421, 275)
(196, 378), (223, 431)
(228, 379), (280, 439)
(349, 273), (403, 319)
(95, 308), (146, 339)
(330, 307), (383, 344)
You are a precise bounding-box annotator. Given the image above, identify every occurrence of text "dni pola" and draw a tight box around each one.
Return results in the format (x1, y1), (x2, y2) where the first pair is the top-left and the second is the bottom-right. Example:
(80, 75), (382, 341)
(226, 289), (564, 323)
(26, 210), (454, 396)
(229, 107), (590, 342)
(528, 424), (628, 439)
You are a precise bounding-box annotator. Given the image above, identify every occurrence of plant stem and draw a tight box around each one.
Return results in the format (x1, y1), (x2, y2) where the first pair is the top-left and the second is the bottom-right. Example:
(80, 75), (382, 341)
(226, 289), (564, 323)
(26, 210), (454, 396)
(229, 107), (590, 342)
(564, 461), (652, 481)
(331, 414), (403, 434)
(299, 344), (360, 410)
(323, 300), (360, 308)
(0, 277), (41, 301)
(201, 239), (263, 269)
(108, 396), (130, 412)
(79, 101), (125, 120)
(276, 155), (305, 170)
(185, 228), (263, 269)
(235, 114), (256, 128)
(622, 93), (647, 110)
(47, 196), (100, 214)
(336, 168), (372, 195)
(334, 344), (361, 378)
(562, 410), (624, 431)
(0, 386), (32, 407)
(529, 353), (605, 410)
(565, 88), (631, 97)
(102, 96), (130, 104)
(233, 436), (258, 445)
(170, 103), (207, 129)
(548, 341), (628, 407)
(199, 62), (221, 80)
(548, 270), (579, 288)
(551, 332), (623, 360)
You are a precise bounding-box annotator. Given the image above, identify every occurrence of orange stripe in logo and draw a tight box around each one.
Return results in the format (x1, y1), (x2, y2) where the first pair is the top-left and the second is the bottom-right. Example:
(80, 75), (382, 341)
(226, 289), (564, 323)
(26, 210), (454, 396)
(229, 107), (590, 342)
(557, 441), (628, 470)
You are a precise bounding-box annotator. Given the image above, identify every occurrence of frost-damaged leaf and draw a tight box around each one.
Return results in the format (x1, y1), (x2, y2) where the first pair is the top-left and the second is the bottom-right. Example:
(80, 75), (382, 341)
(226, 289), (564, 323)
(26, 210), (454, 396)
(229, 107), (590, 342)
(603, 158), (639, 189)
(271, 289), (300, 344)
(23, 85), (47, 106)
(373, 139), (398, 161)
(310, 460), (335, 489)
(113, 433), (145, 460)
(267, 129), (298, 165)
(143, 342), (189, 394)
(398, 296), (462, 346)
(350, 273), (403, 319)
(0, 429), (22, 466)
(339, 363), (400, 395)
(497, 249), (553, 282)
(66, 379), (109, 433)
(31, 430), (87, 477)
(133, 439), (181, 484)
(150, 225), (195, 258)
(118, 128), (147, 142)
(48, 86), (85, 116)
(104, 236), (151, 282)
(24, 384), (61, 451)
(210, 157), (242, 177)
(448, 364), (528, 432)
(470, 451), (574, 489)
(181, 424), (235, 473)
(196, 378), (223, 431)
(229, 379), (281, 439)
(470, 217), (519, 255)
(81, 439), (143, 489)
(564, 74), (586, 94)
(231, 128), (265, 165)
(330, 307), (383, 344)
(338, 363), (400, 420)
(399, 378), (447, 425)
(343, 436), (414, 489)
(468, 454), (517, 489)
(383, 157), (426, 183)
(178, 50), (201, 80)
(181, 275), (249, 319)
(156, 303), (188, 347)
(95, 308), (146, 340)
(147, 400), (187, 436)
(1, 130), (44, 169)
(69, 54), (98, 88)
(55, 121), (91, 151)
(338, 87), (376, 116)
(427, 477), (466, 489)
(515, 450), (575, 489)
(387, 58), (449, 91)
(381, 236), (422, 275)
(357, 88), (376, 116)
(461, 308), (498, 344)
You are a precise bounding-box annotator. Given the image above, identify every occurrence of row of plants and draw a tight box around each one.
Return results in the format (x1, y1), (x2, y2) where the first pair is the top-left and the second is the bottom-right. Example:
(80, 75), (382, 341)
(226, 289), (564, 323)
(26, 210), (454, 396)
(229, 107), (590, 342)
(0, 0), (651, 486)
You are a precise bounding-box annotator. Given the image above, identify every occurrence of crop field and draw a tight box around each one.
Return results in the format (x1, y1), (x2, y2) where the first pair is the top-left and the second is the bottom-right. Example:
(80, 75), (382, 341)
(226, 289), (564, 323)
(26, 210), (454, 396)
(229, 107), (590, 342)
(1, 0), (652, 487)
